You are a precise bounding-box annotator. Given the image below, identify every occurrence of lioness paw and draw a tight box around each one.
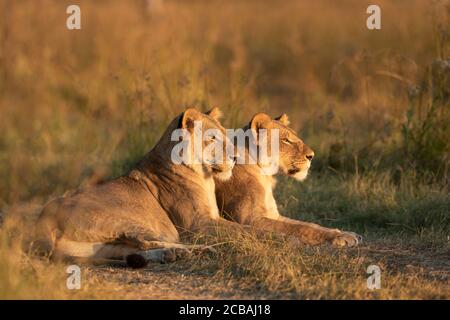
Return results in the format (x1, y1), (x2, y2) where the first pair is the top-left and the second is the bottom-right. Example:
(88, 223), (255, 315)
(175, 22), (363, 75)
(331, 231), (362, 247)
(171, 245), (217, 260)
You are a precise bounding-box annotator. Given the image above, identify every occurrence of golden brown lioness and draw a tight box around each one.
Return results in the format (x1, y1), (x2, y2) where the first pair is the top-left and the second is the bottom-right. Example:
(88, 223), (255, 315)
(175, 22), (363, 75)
(215, 112), (362, 247)
(33, 107), (242, 266)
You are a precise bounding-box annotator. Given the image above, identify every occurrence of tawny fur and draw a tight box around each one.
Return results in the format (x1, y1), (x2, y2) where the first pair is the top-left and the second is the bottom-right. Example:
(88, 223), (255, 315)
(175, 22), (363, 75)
(33, 107), (241, 263)
(215, 113), (362, 247)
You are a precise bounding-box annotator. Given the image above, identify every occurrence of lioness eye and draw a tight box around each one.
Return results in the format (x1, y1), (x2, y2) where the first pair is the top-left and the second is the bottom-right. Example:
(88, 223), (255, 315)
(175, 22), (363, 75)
(282, 138), (291, 145)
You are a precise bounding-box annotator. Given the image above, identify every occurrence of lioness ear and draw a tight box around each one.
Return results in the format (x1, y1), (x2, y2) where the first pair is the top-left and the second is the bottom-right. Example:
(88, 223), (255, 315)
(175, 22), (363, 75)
(179, 107), (201, 131)
(205, 107), (223, 121)
(250, 113), (272, 132)
(275, 113), (290, 126)
(249, 113), (272, 143)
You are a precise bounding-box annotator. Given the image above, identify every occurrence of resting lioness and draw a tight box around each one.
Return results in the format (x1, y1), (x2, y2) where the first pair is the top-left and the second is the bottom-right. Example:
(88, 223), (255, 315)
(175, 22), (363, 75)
(215, 112), (362, 247)
(33, 107), (242, 265)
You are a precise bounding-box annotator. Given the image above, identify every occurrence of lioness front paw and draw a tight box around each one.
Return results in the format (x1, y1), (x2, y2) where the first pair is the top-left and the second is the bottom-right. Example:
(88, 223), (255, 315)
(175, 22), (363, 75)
(331, 231), (362, 247)
(170, 245), (217, 260)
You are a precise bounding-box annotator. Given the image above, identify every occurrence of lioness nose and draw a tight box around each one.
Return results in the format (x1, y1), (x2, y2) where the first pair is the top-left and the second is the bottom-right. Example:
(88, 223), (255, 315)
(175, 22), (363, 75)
(304, 147), (314, 161)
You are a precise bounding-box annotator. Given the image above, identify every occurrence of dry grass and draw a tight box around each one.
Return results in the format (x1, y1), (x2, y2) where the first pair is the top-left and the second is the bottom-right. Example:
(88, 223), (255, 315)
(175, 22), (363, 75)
(1, 211), (448, 300)
(1, 172), (448, 299)
(0, 0), (448, 299)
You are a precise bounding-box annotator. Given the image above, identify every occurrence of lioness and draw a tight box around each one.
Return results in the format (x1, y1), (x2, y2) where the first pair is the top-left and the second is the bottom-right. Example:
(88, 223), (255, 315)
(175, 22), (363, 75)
(215, 112), (362, 247)
(33, 107), (242, 266)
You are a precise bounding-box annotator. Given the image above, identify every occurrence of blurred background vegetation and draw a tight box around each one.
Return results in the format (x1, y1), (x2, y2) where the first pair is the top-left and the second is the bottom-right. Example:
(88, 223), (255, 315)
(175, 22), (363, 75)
(0, 0), (448, 234)
(0, 0), (448, 299)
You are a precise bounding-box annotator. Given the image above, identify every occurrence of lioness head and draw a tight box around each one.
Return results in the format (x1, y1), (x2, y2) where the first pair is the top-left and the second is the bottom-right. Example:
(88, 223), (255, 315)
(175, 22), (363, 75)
(175, 107), (235, 180)
(249, 112), (314, 181)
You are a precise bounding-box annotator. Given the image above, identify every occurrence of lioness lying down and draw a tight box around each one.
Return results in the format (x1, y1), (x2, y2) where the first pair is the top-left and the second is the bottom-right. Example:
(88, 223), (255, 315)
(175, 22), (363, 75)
(215, 112), (362, 247)
(33, 107), (361, 268)
(33, 107), (243, 266)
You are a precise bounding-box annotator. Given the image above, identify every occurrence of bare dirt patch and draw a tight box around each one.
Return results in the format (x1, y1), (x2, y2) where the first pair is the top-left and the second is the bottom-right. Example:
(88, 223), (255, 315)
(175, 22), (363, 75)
(75, 240), (449, 299)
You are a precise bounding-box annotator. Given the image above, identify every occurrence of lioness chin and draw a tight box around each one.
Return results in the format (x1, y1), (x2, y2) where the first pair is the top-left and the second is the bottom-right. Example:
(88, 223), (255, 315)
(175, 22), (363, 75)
(215, 112), (362, 247)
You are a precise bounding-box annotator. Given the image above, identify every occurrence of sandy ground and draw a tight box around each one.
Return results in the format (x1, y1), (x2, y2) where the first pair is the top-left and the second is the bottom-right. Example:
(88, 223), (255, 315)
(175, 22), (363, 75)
(85, 265), (284, 299)
(80, 241), (449, 299)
